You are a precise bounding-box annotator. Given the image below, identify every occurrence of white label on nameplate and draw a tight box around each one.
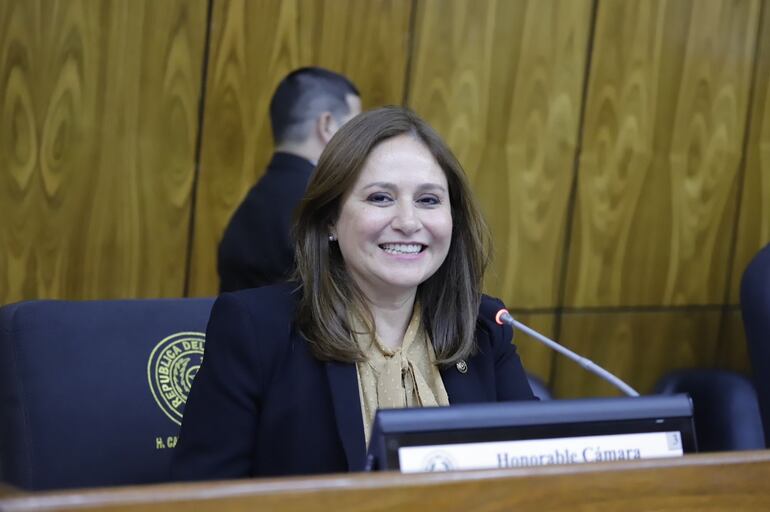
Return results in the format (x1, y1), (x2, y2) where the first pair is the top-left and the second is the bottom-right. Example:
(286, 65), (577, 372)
(398, 431), (683, 473)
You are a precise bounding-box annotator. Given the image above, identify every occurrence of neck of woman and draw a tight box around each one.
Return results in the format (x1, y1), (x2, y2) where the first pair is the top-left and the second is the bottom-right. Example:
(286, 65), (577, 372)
(364, 291), (417, 351)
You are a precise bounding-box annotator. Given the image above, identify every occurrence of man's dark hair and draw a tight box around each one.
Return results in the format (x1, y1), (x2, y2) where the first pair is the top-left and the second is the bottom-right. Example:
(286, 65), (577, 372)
(269, 67), (360, 145)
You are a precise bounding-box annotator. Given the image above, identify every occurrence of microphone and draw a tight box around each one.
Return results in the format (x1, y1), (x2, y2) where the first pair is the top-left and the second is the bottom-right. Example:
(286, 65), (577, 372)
(495, 309), (640, 397)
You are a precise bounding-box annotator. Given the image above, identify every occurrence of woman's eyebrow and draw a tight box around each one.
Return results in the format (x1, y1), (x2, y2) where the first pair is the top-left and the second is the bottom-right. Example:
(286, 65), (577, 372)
(361, 182), (447, 193)
(361, 181), (396, 191)
(417, 183), (448, 193)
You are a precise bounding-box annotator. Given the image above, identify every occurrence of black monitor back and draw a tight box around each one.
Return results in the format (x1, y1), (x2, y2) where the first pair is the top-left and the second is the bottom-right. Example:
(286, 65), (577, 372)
(366, 394), (696, 472)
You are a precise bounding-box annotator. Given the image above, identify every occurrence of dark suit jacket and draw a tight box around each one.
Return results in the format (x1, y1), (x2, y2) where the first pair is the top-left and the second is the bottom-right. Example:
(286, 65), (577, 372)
(171, 284), (534, 481)
(217, 152), (314, 292)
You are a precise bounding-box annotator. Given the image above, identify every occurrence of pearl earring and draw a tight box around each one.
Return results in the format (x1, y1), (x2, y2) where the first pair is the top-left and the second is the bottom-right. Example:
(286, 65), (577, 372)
(328, 233), (337, 242)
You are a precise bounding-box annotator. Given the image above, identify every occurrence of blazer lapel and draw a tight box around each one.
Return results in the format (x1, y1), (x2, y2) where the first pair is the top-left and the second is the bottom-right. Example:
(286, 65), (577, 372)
(441, 354), (491, 404)
(442, 365), (478, 403)
(325, 361), (366, 471)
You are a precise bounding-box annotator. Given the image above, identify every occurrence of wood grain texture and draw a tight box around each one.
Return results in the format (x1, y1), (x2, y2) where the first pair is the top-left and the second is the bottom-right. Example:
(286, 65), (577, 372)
(187, 0), (411, 296)
(730, 1), (770, 304)
(565, 0), (760, 308)
(508, 312), (555, 386)
(3, 452), (770, 511)
(406, 0), (592, 309)
(0, 0), (207, 304)
(717, 308), (751, 374)
(552, 310), (721, 398)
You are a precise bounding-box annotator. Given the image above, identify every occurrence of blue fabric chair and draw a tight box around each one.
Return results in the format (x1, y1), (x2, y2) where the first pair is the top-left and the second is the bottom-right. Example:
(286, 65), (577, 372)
(526, 373), (552, 400)
(742, 242), (770, 446)
(655, 369), (764, 451)
(0, 298), (214, 490)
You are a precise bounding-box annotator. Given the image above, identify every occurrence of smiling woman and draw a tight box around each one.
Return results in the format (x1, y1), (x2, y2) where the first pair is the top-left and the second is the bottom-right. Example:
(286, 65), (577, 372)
(295, 107), (493, 366)
(331, 135), (453, 348)
(335, 135), (452, 292)
(171, 106), (535, 481)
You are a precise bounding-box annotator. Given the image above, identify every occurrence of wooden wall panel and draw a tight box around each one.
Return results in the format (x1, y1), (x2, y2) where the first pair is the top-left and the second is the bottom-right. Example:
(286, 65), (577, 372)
(730, 1), (770, 304)
(565, 0), (760, 308)
(508, 312), (556, 384)
(552, 310), (721, 398)
(0, 0), (765, 399)
(0, 0), (207, 304)
(717, 309), (751, 374)
(187, 0), (411, 296)
(406, 0), (593, 309)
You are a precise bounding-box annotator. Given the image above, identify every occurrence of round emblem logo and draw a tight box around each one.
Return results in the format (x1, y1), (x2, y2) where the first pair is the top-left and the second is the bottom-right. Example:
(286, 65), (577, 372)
(147, 332), (205, 426)
(422, 451), (455, 472)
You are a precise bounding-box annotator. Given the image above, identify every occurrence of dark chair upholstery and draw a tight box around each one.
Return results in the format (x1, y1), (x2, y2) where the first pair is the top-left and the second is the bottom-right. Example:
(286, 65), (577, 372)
(654, 369), (765, 452)
(741, 242), (770, 447)
(0, 298), (214, 490)
(526, 373), (553, 400)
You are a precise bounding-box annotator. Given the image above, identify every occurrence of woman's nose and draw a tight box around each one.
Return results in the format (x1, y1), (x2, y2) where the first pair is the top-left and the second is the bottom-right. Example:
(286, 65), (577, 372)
(391, 202), (421, 234)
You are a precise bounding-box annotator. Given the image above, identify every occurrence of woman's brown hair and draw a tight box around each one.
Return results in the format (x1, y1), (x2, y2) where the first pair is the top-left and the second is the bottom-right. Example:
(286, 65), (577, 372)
(293, 106), (491, 365)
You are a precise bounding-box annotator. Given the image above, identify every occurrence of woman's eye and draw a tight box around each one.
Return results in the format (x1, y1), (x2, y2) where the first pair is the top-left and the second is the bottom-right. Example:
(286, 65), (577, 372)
(417, 195), (441, 206)
(367, 193), (392, 204)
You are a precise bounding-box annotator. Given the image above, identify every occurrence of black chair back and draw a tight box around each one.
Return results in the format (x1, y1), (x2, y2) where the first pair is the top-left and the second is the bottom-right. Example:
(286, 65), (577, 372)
(0, 298), (214, 490)
(655, 369), (764, 451)
(526, 373), (553, 400)
(742, 242), (770, 447)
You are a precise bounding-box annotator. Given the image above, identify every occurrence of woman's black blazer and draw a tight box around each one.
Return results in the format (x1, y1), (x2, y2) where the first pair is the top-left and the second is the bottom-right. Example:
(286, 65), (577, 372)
(171, 283), (534, 481)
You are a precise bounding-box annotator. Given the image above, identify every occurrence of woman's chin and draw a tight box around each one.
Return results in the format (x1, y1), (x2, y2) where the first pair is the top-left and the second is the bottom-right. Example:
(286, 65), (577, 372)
(373, 274), (433, 296)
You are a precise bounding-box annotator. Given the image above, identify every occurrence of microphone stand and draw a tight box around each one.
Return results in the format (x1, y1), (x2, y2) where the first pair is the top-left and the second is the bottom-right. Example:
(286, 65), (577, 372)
(496, 309), (640, 397)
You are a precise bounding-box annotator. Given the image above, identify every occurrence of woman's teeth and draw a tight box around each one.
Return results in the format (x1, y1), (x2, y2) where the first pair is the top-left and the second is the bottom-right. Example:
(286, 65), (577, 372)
(380, 243), (423, 255)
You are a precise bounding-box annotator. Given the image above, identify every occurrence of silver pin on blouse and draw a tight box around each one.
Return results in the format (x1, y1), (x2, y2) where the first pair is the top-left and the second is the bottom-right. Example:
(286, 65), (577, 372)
(456, 360), (468, 374)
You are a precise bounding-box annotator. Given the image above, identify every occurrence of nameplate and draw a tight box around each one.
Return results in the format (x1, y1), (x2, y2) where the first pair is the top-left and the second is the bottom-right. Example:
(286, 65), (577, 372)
(398, 431), (683, 473)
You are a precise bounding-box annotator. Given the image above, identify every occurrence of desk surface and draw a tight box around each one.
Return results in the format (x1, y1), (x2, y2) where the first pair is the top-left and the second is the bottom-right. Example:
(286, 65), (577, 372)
(2, 450), (770, 511)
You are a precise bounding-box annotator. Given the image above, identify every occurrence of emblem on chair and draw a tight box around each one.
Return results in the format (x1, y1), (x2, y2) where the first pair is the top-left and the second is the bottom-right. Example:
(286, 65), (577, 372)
(147, 332), (206, 426)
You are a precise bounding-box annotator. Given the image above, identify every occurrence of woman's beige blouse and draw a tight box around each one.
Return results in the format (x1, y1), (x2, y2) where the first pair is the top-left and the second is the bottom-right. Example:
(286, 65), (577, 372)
(353, 303), (449, 447)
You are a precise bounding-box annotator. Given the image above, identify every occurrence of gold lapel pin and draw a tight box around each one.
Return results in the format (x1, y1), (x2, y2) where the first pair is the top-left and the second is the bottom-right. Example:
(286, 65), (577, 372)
(456, 360), (468, 374)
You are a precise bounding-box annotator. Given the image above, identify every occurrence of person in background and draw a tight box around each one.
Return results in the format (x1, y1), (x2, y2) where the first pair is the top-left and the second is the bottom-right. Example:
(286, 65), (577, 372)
(218, 67), (361, 292)
(172, 106), (535, 480)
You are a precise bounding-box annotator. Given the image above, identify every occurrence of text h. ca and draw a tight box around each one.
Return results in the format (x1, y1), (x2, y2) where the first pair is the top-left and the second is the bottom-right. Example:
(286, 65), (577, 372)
(155, 436), (178, 449)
